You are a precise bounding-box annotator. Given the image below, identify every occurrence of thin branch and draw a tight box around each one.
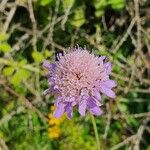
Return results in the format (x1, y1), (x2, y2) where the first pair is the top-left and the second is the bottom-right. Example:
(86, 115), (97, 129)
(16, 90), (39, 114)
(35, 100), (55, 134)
(1, 83), (48, 123)
(111, 135), (136, 150)
(27, 0), (37, 50)
(112, 18), (136, 53)
(0, 0), (8, 12)
(103, 103), (111, 139)
(3, 6), (16, 32)
(0, 106), (25, 126)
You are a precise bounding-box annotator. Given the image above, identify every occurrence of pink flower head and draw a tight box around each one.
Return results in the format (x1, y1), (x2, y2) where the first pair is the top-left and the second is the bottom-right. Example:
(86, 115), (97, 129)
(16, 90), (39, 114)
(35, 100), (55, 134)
(43, 47), (116, 119)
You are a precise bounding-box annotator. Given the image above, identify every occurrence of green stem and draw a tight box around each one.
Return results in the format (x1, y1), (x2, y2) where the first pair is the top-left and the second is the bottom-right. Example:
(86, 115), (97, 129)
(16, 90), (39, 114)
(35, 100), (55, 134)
(90, 113), (101, 150)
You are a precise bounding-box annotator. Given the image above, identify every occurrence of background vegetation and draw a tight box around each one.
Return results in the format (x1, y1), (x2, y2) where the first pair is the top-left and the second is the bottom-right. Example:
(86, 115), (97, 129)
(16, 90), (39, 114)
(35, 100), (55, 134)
(0, 0), (150, 149)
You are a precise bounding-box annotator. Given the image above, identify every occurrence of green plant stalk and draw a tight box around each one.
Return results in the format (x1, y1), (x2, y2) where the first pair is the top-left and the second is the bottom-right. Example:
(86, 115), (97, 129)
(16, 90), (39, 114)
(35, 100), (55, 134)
(90, 113), (101, 150)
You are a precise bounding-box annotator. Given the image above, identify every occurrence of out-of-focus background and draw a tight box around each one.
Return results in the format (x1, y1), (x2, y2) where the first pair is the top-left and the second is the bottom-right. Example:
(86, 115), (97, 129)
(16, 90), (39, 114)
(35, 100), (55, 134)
(0, 0), (150, 149)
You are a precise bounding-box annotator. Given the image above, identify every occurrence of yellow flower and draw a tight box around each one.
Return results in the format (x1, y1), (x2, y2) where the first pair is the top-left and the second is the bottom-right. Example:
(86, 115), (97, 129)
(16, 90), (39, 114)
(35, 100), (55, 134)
(50, 106), (55, 111)
(48, 126), (61, 139)
(47, 106), (65, 139)
(48, 114), (62, 126)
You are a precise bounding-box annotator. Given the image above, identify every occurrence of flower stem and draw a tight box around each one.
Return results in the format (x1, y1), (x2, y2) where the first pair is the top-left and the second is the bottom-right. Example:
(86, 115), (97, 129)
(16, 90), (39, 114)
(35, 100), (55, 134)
(90, 113), (101, 150)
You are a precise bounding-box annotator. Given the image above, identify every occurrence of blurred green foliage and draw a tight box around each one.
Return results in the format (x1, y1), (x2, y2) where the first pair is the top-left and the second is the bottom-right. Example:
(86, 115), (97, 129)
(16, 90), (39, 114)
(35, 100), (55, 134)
(0, 0), (150, 149)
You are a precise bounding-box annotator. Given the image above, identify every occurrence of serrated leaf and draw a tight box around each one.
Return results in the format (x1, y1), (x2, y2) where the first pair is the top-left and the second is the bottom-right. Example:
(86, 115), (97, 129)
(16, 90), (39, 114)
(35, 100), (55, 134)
(32, 51), (44, 63)
(3, 67), (15, 76)
(0, 43), (11, 53)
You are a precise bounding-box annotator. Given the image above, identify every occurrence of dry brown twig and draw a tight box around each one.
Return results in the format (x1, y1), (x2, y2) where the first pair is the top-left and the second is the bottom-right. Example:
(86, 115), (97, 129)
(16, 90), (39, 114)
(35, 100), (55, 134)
(0, 138), (9, 150)
(27, 0), (37, 51)
(103, 103), (111, 139)
(111, 18), (136, 53)
(111, 118), (150, 150)
(111, 135), (136, 150)
(61, 0), (73, 30)
(42, 0), (60, 51)
(3, 4), (17, 32)
(0, 106), (25, 126)
(133, 118), (150, 150)
(0, 0), (9, 12)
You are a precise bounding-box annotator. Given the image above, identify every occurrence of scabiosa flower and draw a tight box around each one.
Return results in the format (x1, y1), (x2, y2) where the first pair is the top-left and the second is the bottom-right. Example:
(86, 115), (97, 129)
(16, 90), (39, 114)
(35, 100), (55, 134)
(43, 47), (116, 119)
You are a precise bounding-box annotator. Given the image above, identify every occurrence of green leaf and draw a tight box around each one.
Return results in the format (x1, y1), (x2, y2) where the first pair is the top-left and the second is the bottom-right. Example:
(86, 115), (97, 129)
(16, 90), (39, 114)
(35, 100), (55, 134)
(118, 102), (128, 112)
(18, 59), (27, 67)
(39, 0), (53, 6)
(44, 49), (53, 58)
(93, 0), (108, 10)
(109, 0), (125, 10)
(127, 116), (138, 127)
(19, 69), (31, 80)
(63, 0), (74, 9)
(32, 51), (44, 63)
(11, 71), (22, 86)
(10, 69), (31, 85)
(95, 10), (104, 17)
(3, 67), (15, 76)
(0, 33), (9, 41)
(146, 146), (150, 150)
(71, 7), (85, 28)
(0, 43), (11, 53)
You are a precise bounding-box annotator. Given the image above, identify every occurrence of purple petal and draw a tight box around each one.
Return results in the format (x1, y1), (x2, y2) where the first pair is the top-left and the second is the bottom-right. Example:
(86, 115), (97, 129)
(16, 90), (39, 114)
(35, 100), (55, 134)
(99, 72), (109, 81)
(80, 88), (89, 97)
(65, 97), (75, 102)
(90, 106), (102, 116)
(102, 74), (109, 81)
(55, 96), (62, 105)
(105, 62), (112, 75)
(87, 97), (97, 108)
(53, 102), (65, 118)
(65, 103), (73, 119)
(53, 85), (59, 90)
(99, 56), (106, 61)
(88, 97), (102, 116)
(57, 53), (63, 60)
(94, 90), (101, 100)
(99, 56), (106, 66)
(43, 61), (56, 70)
(50, 86), (59, 94)
(79, 99), (87, 116)
(43, 61), (52, 69)
(102, 80), (116, 88)
(100, 85), (116, 98)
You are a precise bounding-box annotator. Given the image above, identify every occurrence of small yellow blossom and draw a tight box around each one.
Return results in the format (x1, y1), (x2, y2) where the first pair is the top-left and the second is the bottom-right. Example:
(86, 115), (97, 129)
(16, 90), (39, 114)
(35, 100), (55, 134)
(50, 106), (55, 111)
(48, 114), (64, 126)
(48, 126), (61, 139)
(47, 106), (65, 139)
